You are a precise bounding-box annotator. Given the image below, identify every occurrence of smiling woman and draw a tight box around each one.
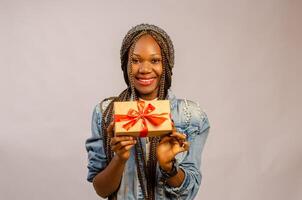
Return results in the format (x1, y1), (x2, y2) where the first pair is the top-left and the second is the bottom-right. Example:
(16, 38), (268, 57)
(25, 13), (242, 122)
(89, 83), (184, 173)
(85, 23), (210, 200)
(131, 35), (163, 100)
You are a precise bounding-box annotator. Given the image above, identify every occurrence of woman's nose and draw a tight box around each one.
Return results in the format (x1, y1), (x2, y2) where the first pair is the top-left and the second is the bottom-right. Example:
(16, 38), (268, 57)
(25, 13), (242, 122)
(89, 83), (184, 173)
(138, 62), (152, 73)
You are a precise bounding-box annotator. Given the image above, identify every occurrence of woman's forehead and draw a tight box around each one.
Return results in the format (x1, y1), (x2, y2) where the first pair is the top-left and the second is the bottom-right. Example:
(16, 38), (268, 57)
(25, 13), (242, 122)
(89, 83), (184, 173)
(132, 34), (161, 55)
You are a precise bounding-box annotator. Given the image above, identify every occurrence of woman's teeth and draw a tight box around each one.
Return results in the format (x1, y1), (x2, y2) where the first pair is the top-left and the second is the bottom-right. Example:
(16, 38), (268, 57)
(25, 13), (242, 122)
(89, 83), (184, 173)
(137, 78), (155, 85)
(139, 78), (153, 83)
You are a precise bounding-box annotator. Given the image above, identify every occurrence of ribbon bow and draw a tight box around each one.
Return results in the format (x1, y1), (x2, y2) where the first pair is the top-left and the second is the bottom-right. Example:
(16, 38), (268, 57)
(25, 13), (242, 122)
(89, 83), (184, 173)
(114, 100), (168, 137)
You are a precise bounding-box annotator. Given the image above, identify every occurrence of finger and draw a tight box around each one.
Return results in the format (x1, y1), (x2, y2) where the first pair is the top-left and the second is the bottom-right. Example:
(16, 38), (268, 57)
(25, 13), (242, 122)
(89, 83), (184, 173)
(111, 138), (136, 151)
(116, 144), (135, 154)
(123, 144), (135, 151)
(159, 135), (174, 144)
(181, 141), (190, 151)
(174, 141), (190, 154)
(176, 139), (189, 150)
(170, 131), (187, 140)
(112, 140), (136, 151)
(110, 136), (135, 146)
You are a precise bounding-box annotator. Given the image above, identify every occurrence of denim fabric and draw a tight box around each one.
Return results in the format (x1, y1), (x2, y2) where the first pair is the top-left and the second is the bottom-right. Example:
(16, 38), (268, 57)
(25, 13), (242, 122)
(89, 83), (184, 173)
(85, 89), (210, 199)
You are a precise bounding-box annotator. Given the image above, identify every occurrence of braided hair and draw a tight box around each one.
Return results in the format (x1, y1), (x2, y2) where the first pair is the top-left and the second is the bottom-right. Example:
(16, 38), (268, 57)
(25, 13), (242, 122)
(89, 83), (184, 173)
(101, 23), (175, 200)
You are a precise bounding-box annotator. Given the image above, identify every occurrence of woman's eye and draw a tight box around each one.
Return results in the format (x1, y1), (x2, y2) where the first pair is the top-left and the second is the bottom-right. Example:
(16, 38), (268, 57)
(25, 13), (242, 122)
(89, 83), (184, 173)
(132, 58), (139, 64)
(151, 59), (161, 64)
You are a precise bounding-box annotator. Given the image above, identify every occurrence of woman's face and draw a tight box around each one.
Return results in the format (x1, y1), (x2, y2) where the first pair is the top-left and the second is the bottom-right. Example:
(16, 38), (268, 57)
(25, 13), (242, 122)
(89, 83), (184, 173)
(130, 34), (163, 100)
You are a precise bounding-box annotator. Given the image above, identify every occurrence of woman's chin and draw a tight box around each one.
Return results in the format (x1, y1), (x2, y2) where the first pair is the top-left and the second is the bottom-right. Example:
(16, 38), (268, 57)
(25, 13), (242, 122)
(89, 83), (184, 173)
(136, 88), (158, 99)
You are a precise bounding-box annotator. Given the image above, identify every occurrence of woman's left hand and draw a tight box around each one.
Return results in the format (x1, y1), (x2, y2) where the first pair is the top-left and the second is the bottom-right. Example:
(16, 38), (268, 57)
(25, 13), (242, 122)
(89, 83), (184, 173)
(156, 127), (190, 171)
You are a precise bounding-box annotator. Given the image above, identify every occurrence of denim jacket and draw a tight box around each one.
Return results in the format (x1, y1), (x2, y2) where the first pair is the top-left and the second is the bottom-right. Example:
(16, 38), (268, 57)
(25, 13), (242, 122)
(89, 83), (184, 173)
(85, 89), (210, 199)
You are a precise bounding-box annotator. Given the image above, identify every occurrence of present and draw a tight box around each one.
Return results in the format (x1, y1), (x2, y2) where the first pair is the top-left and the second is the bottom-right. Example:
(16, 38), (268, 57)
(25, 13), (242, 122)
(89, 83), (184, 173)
(113, 100), (172, 137)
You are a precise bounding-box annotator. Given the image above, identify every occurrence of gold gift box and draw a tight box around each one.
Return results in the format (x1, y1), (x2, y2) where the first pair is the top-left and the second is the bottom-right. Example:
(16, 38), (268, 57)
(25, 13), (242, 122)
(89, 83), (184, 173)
(113, 100), (172, 137)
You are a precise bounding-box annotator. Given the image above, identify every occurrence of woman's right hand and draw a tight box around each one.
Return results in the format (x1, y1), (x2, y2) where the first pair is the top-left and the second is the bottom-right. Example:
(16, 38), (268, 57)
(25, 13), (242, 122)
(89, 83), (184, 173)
(107, 122), (136, 163)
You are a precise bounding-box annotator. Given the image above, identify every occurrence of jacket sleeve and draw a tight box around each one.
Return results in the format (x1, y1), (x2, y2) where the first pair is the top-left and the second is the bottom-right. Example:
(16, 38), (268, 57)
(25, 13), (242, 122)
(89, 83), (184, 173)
(85, 104), (107, 182)
(163, 101), (210, 199)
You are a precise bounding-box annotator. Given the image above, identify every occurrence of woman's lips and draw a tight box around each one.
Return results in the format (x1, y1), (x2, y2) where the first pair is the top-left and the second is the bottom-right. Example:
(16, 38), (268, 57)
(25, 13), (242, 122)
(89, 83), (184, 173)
(135, 78), (155, 86)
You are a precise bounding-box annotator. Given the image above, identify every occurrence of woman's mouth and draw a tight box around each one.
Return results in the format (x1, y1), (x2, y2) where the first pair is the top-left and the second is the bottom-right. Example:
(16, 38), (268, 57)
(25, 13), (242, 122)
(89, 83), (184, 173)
(135, 78), (155, 86)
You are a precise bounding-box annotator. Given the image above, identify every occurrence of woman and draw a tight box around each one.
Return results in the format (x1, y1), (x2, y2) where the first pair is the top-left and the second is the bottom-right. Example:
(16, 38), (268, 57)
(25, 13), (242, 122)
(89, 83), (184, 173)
(85, 23), (210, 200)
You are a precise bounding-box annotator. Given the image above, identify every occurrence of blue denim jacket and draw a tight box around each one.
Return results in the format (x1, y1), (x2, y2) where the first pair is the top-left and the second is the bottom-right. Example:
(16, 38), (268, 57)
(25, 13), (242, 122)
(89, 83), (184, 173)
(85, 89), (210, 199)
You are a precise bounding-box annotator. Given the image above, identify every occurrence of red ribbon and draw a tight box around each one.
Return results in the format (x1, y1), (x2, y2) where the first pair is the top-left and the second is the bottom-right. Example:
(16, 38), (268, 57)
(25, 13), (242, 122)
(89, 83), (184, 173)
(114, 100), (168, 137)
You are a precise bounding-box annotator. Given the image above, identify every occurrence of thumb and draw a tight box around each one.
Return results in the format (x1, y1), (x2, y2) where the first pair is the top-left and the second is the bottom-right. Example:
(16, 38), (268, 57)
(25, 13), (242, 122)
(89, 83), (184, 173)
(174, 141), (190, 155)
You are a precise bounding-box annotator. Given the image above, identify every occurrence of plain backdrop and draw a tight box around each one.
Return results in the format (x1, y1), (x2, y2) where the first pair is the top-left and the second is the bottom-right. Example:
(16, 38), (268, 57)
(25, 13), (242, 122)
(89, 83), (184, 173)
(0, 0), (301, 199)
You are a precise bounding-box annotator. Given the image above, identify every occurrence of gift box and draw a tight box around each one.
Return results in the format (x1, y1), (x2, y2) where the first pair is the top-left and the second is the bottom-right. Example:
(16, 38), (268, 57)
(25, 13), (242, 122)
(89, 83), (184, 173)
(113, 100), (172, 137)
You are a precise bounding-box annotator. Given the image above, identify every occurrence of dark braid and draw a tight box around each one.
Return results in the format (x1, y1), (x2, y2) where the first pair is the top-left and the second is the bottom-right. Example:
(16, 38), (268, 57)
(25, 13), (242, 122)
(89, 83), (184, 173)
(101, 24), (175, 200)
(100, 88), (130, 200)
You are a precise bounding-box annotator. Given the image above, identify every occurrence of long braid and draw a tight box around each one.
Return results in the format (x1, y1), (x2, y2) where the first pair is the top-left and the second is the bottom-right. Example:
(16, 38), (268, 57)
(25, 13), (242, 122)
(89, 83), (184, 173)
(101, 88), (130, 200)
(127, 31), (151, 199)
(101, 24), (175, 200)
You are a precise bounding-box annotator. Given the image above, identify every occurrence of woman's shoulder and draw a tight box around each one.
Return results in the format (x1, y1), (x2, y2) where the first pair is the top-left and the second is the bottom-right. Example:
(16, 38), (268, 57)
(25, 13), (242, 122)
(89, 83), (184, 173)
(173, 97), (210, 133)
(168, 90), (207, 116)
(93, 96), (116, 114)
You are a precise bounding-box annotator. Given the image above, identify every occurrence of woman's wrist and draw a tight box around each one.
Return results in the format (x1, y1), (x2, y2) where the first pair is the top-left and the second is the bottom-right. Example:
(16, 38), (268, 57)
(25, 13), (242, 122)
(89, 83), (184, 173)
(159, 159), (179, 179)
(113, 154), (127, 165)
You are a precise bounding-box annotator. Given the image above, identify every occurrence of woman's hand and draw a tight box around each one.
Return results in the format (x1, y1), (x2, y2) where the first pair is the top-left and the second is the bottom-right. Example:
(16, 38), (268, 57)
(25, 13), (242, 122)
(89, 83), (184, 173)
(156, 127), (190, 171)
(107, 122), (136, 163)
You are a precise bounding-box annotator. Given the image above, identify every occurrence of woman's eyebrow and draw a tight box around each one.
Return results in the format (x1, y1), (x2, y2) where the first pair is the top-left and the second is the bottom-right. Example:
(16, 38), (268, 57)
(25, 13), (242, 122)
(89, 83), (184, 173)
(150, 54), (161, 57)
(132, 53), (141, 57)
(132, 53), (162, 57)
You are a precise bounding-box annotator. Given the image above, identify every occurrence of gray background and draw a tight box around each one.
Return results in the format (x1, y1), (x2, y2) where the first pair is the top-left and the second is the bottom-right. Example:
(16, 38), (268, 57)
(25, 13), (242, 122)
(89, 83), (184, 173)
(1, 0), (301, 199)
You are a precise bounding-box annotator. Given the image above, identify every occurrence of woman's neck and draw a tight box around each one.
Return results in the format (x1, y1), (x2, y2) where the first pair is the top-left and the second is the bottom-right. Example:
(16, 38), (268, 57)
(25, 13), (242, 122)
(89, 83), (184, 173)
(139, 96), (158, 101)
(137, 92), (158, 101)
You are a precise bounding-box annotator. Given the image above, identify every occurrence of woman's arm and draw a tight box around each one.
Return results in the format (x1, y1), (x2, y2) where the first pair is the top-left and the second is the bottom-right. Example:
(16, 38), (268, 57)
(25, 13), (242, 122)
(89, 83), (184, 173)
(160, 101), (210, 199)
(92, 154), (126, 198)
(86, 105), (135, 198)
(92, 122), (136, 198)
(162, 126), (209, 199)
